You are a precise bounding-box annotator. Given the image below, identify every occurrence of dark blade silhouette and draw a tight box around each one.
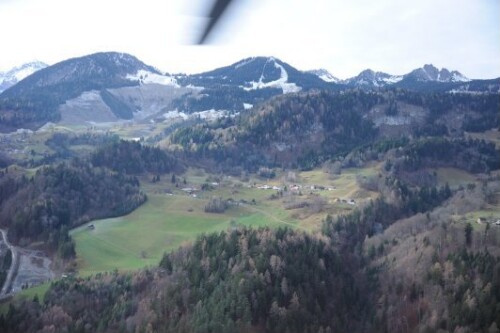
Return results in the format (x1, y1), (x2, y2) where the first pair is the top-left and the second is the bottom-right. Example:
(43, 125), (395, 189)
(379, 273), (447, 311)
(198, 0), (234, 44)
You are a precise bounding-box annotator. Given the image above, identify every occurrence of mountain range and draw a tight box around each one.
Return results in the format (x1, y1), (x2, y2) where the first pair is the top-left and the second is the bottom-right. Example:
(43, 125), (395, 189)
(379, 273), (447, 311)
(0, 52), (498, 132)
(322, 64), (470, 88)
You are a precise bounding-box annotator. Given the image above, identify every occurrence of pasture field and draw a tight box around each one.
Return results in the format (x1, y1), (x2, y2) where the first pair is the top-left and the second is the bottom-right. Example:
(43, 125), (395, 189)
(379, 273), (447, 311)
(72, 165), (380, 275)
(0, 283), (50, 315)
(71, 194), (290, 276)
(452, 183), (500, 231)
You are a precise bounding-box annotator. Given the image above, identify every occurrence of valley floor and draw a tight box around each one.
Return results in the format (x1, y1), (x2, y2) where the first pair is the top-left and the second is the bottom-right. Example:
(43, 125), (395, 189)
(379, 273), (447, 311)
(70, 165), (378, 275)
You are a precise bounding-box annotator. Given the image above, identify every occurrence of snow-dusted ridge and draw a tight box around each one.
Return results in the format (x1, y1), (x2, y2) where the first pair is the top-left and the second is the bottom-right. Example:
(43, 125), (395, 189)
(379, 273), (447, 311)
(234, 57), (257, 69)
(127, 69), (179, 87)
(407, 65), (471, 83)
(0, 61), (48, 92)
(381, 75), (403, 84)
(307, 69), (340, 83)
(161, 109), (231, 122)
(336, 64), (471, 87)
(451, 72), (470, 83)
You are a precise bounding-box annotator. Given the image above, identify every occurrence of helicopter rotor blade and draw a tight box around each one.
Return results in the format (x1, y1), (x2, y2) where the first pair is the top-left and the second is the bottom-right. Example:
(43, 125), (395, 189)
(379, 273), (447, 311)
(198, 0), (234, 44)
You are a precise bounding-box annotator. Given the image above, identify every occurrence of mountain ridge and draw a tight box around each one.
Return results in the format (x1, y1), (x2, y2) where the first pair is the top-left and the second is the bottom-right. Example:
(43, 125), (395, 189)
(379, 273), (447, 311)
(0, 61), (48, 93)
(334, 64), (471, 88)
(0, 52), (499, 132)
(178, 56), (333, 92)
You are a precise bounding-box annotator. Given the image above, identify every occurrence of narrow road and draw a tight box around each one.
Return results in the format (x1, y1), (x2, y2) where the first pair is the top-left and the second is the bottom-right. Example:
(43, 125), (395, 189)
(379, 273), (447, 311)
(0, 228), (18, 297)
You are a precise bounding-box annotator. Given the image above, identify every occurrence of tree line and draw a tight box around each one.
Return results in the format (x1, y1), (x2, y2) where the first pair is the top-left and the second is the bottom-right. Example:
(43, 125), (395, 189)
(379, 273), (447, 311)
(0, 159), (146, 258)
(0, 139), (184, 258)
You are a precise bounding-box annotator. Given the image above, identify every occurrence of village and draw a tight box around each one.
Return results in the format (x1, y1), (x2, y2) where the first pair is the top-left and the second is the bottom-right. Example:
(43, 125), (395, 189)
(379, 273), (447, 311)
(172, 175), (359, 208)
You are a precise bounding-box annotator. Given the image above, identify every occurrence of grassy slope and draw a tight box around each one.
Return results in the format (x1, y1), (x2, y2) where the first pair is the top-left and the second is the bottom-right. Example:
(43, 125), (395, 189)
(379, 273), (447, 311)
(71, 166), (380, 275)
(0, 283), (51, 315)
(71, 194), (286, 276)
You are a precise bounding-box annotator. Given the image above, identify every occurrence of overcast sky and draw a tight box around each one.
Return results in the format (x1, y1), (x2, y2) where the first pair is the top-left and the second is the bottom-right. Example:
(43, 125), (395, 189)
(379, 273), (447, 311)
(0, 0), (498, 79)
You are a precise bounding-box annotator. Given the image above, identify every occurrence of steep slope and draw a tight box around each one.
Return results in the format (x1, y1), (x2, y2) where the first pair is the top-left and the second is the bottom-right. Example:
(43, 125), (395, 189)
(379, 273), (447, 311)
(1, 52), (159, 97)
(0, 52), (166, 131)
(0, 61), (48, 93)
(171, 91), (380, 170)
(170, 89), (500, 171)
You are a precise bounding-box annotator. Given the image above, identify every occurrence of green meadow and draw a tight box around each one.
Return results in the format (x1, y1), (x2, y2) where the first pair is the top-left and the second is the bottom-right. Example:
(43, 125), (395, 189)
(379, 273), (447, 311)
(71, 165), (381, 275)
(71, 194), (290, 275)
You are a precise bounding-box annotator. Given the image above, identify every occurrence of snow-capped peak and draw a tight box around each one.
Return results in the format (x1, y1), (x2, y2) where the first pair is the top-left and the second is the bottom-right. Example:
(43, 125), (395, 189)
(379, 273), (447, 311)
(343, 69), (402, 87)
(242, 58), (301, 94)
(307, 69), (340, 83)
(408, 64), (470, 83)
(0, 61), (48, 92)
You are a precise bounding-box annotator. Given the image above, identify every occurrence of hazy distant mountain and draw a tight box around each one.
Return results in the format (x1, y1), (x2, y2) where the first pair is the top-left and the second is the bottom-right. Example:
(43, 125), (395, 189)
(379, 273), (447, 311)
(404, 64), (469, 83)
(340, 64), (470, 88)
(341, 69), (403, 87)
(329, 64), (500, 92)
(0, 61), (47, 93)
(393, 65), (500, 93)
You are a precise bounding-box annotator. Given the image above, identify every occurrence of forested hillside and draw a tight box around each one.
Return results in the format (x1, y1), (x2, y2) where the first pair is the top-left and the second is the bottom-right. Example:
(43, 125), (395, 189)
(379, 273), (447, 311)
(0, 52), (155, 131)
(170, 90), (500, 171)
(1, 73), (499, 333)
(0, 139), (188, 258)
(0, 227), (374, 333)
(2, 173), (498, 333)
(91, 140), (183, 175)
(0, 161), (145, 258)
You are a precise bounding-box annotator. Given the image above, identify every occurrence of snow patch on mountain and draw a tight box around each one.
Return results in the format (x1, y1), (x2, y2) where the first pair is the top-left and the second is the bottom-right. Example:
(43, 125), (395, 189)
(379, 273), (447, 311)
(342, 69), (399, 87)
(451, 72), (470, 82)
(307, 69), (340, 83)
(408, 65), (470, 83)
(319, 74), (338, 83)
(0, 61), (48, 92)
(161, 109), (231, 123)
(235, 57), (256, 69)
(381, 75), (403, 84)
(163, 110), (189, 120)
(243, 59), (301, 94)
(127, 70), (179, 87)
(197, 109), (230, 120)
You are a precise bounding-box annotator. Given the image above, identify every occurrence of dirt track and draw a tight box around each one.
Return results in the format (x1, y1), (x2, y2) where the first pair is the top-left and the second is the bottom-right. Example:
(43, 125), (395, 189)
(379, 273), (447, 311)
(0, 229), (54, 298)
(0, 228), (18, 297)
